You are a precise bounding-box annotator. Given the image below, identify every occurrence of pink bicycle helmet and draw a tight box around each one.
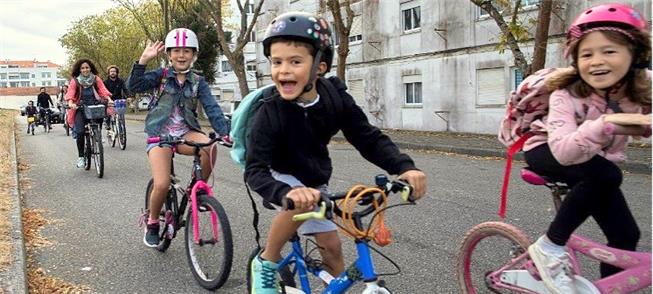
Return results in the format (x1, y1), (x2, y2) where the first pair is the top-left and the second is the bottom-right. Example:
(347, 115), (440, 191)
(565, 3), (649, 57)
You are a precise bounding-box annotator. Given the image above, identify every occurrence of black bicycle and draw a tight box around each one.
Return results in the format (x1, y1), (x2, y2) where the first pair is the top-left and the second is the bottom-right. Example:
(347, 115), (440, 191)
(143, 133), (233, 290)
(81, 104), (106, 178)
(108, 99), (127, 150)
(38, 108), (52, 133)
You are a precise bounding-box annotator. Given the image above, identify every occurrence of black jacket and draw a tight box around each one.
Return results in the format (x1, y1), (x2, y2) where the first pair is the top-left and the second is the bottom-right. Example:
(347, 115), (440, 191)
(244, 77), (417, 206)
(37, 92), (53, 108)
(104, 77), (127, 100)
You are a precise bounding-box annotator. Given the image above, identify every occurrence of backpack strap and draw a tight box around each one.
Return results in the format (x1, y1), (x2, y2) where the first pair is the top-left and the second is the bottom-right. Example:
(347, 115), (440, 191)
(498, 132), (533, 219)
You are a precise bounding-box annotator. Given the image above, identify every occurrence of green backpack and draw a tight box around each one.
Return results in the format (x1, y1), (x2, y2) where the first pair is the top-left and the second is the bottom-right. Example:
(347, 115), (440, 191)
(229, 84), (276, 170)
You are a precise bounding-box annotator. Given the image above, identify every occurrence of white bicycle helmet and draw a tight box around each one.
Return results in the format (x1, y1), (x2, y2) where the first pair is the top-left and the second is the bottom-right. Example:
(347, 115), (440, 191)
(164, 28), (199, 52)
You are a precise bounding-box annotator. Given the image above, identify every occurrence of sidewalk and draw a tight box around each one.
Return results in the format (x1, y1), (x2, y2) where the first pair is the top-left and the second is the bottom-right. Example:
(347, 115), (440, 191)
(124, 113), (651, 174)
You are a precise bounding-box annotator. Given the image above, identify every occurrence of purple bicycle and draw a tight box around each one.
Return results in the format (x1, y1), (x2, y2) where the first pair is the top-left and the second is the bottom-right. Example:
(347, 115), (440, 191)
(143, 134), (233, 290)
(457, 168), (651, 293)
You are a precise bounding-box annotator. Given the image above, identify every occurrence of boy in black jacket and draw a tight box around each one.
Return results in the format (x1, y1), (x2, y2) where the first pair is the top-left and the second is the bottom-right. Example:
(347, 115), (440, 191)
(246, 12), (427, 293)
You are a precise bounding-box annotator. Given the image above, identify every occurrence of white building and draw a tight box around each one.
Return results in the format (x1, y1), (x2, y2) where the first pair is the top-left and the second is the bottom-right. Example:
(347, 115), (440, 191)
(250, 0), (650, 134)
(0, 60), (66, 88)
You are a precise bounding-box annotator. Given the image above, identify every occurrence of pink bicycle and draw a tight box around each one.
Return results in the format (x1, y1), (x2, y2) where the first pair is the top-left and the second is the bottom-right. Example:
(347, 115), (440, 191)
(457, 168), (651, 293)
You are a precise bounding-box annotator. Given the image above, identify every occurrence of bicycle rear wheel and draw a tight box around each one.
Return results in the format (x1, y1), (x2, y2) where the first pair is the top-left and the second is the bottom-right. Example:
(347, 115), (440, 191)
(118, 115), (126, 150)
(144, 178), (175, 252)
(184, 192), (233, 290)
(456, 221), (532, 294)
(92, 125), (104, 178)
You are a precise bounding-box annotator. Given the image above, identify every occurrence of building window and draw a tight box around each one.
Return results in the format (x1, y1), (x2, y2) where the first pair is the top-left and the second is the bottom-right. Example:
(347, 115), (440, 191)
(31, 74), (35, 78)
(8, 74), (19, 80)
(221, 60), (232, 72)
(404, 82), (422, 105)
(331, 22), (340, 46)
(0, 73), (6, 79)
(348, 15), (363, 44)
(0, 82), (6, 87)
(511, 67), (524, 90)
(402, 6), (421, 31)
(246, 64), (257, 72)
(476, 67), (506, 106)
(9, 82), (18, 87)
(478, 0), (541, 17)
(21, 81), (30, 87)
(245, 3), (255, 14)
(8, 65), (18, 68)
(37, 64), (48, 68)
(248, 30), (256, 42)
(20, 73), (29, 79)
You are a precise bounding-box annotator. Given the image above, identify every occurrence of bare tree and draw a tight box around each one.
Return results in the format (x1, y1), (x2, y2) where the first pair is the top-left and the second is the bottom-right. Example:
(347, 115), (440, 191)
(325, 0), (354, 81)
(201, 0), (264, 98)
(471, 0), (554, 76)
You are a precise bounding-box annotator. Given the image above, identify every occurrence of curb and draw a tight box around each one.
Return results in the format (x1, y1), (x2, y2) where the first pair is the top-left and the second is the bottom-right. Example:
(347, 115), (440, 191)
(4, 119), (28, 293)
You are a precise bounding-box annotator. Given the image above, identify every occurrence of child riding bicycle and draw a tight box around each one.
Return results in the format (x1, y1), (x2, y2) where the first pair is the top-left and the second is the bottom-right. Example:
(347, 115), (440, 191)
(127, 28), (231, 248)
(245, 11), (427, 294)
(518, 4), (651, 293)
(25, 100), (38, 133)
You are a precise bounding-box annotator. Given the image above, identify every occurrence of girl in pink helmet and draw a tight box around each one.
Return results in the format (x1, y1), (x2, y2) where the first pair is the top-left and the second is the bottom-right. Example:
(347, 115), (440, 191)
(522, 4), (651, 293)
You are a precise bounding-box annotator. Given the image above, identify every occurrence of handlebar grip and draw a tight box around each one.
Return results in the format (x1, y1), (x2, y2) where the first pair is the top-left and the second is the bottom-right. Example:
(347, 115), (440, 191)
(282, 198), (295, 210)
(146, 137), (160, 144)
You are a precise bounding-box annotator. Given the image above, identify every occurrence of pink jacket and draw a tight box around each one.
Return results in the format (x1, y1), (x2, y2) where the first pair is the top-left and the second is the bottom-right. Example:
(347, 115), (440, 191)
(524, 88), (646, 165)
(64, 77), (112, 127)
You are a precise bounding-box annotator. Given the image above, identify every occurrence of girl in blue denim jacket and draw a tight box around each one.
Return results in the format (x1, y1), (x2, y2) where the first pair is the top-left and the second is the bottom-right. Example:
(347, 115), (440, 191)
(127, 28), (230, 248)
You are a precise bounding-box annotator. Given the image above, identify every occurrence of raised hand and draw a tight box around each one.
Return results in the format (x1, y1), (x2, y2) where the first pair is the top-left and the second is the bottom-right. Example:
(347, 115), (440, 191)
(139, 40), (165, 65)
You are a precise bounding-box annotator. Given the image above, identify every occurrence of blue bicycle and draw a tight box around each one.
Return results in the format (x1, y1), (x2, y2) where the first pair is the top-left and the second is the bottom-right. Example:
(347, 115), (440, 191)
(246, 175), (415, 294)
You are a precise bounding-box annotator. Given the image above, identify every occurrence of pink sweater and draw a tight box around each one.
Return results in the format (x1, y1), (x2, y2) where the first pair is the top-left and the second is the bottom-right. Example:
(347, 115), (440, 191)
(523, 88), (645, 165)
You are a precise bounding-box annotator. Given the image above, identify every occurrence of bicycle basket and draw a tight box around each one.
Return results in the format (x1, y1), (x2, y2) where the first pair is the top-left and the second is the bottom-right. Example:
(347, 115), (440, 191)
(84, 105), (106, 120)
(115, 101), (127, 115)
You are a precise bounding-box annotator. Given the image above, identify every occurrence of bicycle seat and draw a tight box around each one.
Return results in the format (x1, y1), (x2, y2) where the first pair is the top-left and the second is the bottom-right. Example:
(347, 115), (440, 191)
(520, 168), (551, 186)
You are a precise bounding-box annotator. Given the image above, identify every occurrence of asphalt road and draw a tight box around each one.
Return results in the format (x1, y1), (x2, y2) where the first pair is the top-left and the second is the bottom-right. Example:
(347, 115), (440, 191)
(17, 118), (652, 293)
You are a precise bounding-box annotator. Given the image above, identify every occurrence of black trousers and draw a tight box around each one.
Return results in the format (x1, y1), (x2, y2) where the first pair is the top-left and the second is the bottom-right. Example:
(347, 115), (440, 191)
(524, 144), (640, 278)
(73, 109), (103, 157)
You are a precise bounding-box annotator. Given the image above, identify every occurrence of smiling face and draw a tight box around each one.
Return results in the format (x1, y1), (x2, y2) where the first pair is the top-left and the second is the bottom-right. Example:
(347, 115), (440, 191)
(577, 31), (633, 94)
(269, 40), (325, 101)
(80, 62), (91, 77)
(168, 48), (195, 72)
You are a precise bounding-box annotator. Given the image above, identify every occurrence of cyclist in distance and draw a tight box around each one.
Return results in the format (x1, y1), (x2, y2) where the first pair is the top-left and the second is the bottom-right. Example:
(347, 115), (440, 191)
(37, 86), (54, 130)
(25, 100), (38, 133)
(64, 59), (113, 168)
(520, 4), (651, 293)
(245, 12), (427, 294)
(127, 28), (231, 248)
(104, 65), (128, 131)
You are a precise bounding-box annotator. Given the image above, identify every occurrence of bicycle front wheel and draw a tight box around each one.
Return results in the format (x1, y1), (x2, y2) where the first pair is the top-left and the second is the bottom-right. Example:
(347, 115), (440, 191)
(110, 119), (117, 148)
(184, 192), (233, 290)
(92, 125), (104, 178)
(456, 221), (532, 294)
(84, 130), (91, 170)
(118, 115), (126, 150)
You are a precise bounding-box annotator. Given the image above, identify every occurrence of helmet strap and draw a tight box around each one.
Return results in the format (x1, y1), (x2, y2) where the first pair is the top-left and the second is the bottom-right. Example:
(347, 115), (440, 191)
(301, 50), (324, 94)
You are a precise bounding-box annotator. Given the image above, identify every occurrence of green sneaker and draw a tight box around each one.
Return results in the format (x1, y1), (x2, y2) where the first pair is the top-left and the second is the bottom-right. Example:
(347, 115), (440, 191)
(250, 253), (279, 294)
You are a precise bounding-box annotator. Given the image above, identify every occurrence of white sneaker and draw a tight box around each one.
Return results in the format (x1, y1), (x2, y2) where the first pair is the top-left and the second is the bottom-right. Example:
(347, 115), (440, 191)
(76, 157), (85, 168)
(529, 238), (576, 294)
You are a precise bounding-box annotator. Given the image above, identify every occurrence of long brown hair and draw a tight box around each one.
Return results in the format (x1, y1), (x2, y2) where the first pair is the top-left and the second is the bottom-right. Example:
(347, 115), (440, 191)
(547, 29), (651, 106)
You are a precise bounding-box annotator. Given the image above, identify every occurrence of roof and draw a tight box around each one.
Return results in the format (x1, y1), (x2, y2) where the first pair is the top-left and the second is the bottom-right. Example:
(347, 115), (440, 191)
(0, 60), (61, 68)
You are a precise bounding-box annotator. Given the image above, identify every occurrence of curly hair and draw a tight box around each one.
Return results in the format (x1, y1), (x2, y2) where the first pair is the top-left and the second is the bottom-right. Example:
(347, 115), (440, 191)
(547, 29), (651, 106)
(70, 59), (99, 78)
(106, 65), (119, 75)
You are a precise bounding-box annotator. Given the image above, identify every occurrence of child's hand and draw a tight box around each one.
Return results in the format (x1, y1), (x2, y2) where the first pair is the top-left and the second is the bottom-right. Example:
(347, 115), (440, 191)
(286, 187), (321, 211)
(398, 170), (427, 200)
(139, 40), (165, 65)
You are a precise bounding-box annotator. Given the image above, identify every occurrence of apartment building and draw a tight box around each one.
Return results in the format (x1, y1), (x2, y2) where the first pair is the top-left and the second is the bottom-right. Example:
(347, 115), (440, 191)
(244, 0), (650, 134)
(0, 60), (66, 89)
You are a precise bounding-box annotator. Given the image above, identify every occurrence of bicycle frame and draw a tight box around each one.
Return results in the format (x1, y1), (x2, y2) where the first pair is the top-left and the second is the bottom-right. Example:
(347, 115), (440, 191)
(278, 236), (383, 294)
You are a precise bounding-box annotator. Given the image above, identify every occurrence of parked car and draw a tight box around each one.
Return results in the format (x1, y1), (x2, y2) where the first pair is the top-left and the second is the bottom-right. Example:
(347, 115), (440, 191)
(137, 98), (150, 110)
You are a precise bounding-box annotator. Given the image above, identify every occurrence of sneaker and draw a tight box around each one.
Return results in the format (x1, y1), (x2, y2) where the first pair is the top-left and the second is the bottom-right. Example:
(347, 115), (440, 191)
(143, 222), (160, 248)
(529, 238), (576, 294)
(250, 252), (279, 294)
(76, 157), (85, 168)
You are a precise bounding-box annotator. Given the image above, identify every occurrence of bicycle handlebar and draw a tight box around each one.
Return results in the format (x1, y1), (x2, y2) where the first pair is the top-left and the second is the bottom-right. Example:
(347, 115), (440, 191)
(282, 178), (414, 222)
(147, 132), (233, 148)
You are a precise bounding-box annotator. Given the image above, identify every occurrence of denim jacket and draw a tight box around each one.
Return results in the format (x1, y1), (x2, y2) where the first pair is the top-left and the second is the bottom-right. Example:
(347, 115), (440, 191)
(127, 63), (229, 137)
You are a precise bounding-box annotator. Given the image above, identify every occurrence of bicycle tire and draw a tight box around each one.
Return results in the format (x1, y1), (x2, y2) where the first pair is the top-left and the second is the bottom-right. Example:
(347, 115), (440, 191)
(118, 115), (126, 150)
(144, 178), (175, 252)
(110, 119), (117, 148)
(246, 247), (297, 292)
(31, 124), (34, 135)
(456, 221), (532, 294)
(84, 131), (91, 170)
(184, 192), (233, 290)
(92, 125), (104, 178)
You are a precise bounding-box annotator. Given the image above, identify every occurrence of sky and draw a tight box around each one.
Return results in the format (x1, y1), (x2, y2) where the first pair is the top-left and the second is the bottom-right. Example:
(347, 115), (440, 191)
(0, 0), (117, 66)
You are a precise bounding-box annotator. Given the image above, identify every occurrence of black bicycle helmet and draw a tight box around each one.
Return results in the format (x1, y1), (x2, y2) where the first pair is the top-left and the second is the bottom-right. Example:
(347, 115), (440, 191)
(263, 11), (334, 72)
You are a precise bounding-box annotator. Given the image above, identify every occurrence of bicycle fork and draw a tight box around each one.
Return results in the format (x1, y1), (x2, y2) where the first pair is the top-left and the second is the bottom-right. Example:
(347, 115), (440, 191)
(190, 181), (219, 245)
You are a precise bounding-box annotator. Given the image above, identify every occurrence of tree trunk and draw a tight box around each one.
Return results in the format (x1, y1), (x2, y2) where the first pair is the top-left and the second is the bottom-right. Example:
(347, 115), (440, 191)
(231, 52), (250, 98)
(327, 0), (354, 81)
(531, 0), (553, 74)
